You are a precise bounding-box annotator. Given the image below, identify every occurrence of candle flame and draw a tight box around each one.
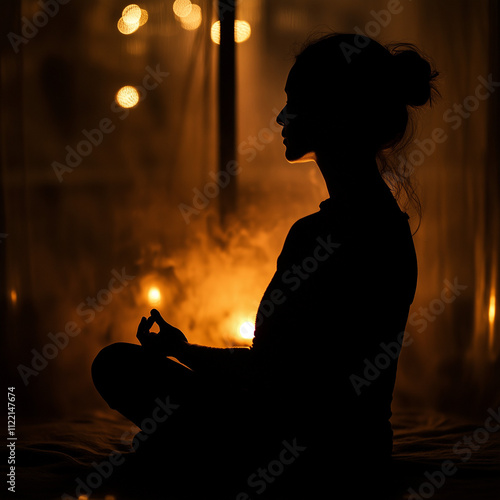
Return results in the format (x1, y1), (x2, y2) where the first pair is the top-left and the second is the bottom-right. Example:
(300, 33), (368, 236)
(239, 321), (255, 340)
(148, 286), (162, 306)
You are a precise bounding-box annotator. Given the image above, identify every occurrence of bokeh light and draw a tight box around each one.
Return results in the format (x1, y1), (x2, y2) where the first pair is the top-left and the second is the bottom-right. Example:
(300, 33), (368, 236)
(117, 17), (139, 35)
(122, 4), (142, 24)
(489, 292), (496, 325)
(138, 9), (148, 26)
(173, 0), (193, 18)
(489, 291), (496, 352)
(115, 86), (140, 108)
(117, 4), (147, 34)
(179, 4), (202, 31)
(210, 20), (252, 44)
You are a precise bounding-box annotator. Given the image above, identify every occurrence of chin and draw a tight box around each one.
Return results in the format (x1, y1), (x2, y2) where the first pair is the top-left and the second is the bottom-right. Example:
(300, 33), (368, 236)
(285, 147), (317, 164)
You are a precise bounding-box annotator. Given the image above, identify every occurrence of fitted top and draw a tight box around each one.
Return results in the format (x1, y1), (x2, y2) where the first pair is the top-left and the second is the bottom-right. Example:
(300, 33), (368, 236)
(249, 179), (417, 455)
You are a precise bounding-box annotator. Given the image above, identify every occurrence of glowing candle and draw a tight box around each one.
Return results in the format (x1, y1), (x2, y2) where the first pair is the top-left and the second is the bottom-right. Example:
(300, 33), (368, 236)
(239, 321), (255, 340)
(148, 286), (162, 306)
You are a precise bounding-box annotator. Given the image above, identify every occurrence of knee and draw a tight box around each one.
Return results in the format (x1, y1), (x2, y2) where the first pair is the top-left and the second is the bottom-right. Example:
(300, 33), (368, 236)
(91, 342), (140, 393)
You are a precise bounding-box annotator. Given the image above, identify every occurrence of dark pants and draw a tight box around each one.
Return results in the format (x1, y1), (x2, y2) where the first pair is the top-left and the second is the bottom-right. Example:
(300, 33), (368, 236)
(91, 343), (394, 498)
(91, 343), (271, 497)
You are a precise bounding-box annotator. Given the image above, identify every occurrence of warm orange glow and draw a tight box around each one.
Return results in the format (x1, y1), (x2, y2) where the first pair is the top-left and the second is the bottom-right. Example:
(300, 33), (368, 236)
(77, 496), (89, 500)
(210, 21), (220, 44)
(138, 8), (148, 26)
(104, 495), (116, 500)
(489, 293), (496, 325)
(210, 20), (252, 44)
(239, 321), (255, 340)
(148, 286), (162, 306)
(10, 289), (17, 306)
(179, 4), (202, 31)
(489, 291), (496, 350)
(115, 86), (140, 108)
(117, 16), (139, 35)
(122, 4), (142, 24)
(173, 0), (193, 18)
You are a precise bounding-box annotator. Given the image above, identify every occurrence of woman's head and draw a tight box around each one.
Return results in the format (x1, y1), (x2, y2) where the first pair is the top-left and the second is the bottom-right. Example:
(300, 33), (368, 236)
(278, 33), (438, 161)
(277, 32), (439, 220)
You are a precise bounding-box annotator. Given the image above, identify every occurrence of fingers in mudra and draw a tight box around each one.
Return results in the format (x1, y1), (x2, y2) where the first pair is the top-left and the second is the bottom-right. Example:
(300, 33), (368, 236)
(137, 309), (188, 355)
(150, 309), (188, 343)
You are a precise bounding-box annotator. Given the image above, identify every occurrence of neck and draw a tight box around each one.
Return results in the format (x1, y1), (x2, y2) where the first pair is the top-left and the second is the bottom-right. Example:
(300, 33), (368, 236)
(314, 150), (382, 199)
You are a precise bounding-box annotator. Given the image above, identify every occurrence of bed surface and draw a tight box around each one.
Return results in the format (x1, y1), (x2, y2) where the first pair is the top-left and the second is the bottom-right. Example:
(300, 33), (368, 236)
(7, 407), (500, 500)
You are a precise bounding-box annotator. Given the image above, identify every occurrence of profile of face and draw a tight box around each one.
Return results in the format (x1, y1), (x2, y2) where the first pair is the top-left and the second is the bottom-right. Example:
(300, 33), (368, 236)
(276, 32), (436, 194)
(276, 60), (354, 164)
(276, 63), (319, 164)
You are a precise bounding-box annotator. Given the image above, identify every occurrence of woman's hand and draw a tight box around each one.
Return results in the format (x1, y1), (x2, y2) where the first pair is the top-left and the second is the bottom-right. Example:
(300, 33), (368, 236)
(136, 309), (188, 357)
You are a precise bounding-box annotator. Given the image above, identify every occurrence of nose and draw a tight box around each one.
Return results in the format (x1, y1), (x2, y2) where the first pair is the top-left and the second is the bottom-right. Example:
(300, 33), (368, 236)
(276, 106), (286, 127)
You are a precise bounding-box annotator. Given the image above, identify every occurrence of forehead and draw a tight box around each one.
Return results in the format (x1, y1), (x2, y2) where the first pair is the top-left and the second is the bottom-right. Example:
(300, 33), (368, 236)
(284, 62), (307, 95)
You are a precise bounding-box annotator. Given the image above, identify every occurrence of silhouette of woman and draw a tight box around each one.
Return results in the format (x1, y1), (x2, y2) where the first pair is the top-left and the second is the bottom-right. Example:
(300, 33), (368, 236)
(92, 33), (438, 498)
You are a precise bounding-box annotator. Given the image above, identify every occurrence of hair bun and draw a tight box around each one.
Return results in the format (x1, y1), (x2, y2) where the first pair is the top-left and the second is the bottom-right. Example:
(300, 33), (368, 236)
(393, 50), (435, 107)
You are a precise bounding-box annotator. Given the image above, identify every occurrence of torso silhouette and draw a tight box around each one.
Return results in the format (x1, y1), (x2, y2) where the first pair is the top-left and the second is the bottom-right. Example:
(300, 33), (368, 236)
(247, 178), (417, 458)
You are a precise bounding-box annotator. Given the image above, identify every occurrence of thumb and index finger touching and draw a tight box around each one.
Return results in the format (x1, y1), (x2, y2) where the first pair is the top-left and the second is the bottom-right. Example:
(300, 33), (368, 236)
(137, 311), (164, 335)
(149, 309), (176, 332)
(150, 308), (166, 325)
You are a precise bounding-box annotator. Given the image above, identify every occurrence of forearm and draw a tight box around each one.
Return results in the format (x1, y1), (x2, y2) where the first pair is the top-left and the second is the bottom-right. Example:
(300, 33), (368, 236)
(171, 342), (251, 374)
